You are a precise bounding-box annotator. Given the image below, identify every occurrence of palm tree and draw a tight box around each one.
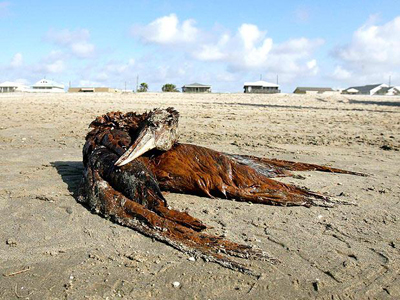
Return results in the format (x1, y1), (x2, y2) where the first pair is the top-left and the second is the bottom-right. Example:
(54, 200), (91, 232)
(162, 83), (179, 92)
(137, 82), (148, 92)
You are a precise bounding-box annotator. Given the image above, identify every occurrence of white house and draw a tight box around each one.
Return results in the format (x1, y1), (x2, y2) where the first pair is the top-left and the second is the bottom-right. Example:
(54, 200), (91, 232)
(342, 84), (388, 95)
(244, 80), (280, 94)
(383, 87), (400, 96)
(0, 81), (29, 93)
(31, 79), (65, 93)
(344, 88), (359, 94)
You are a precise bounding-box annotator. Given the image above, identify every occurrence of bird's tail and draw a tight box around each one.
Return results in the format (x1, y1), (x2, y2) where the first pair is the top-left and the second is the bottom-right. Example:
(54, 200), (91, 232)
(230, 154), (366, 177)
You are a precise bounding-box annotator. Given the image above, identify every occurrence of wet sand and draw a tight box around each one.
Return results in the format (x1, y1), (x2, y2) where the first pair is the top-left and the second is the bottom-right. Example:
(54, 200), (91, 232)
(1, 92), (399, 299)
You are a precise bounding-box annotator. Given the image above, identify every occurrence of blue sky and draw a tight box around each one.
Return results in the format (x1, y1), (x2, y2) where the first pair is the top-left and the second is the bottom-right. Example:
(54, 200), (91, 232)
(1, 0), (400, 92)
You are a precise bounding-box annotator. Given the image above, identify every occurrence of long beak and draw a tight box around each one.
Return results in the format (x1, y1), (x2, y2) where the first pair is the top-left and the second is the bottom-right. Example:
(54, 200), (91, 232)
(114, 127), (156, 167)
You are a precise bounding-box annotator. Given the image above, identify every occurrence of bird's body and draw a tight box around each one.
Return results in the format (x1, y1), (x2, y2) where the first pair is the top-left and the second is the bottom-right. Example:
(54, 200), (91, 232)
(79, 108), (362, 273)
(143, 142), (360, 207)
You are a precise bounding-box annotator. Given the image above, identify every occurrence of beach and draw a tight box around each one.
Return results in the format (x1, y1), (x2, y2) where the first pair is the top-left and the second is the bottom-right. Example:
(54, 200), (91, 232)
(1, 92), (399, 299)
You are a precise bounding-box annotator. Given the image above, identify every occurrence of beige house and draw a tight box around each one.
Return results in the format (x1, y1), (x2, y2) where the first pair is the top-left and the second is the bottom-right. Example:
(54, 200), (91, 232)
(243, 81), (280, 94)
(293, 87), (335, 94)
(68, 87), (118, 93)
(182, 83), (211, 93)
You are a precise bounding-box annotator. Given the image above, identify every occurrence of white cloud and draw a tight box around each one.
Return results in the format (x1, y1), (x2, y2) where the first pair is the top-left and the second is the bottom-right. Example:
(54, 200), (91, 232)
(274, 38), (324, 58)
(14, 78), (30, 85)
(10, 53), (23, 68)
(72, 58), (137, 88)
(45, 60), (65, 73)
(104, 59), (135, 74)
(306, 59), (319, 75)
(193, 24), (323, 79)
(239, 24), (265, 50)
(336, 16), (400, 68)
(193, 34), (229, 61)
(132, 14), (198, 45)
(332, 66), (352, 80)
(70, 42), (95, 58)
(307, 59), (317, 69)
(45, 28), (96, 58)
(0, 50), (67, 85)
(130, 14), (324, 84)
(97, 73), (109, 81)
(331, 16), (400, 85)
(30, 51), (66, 75)
(236, 24), (273, 68)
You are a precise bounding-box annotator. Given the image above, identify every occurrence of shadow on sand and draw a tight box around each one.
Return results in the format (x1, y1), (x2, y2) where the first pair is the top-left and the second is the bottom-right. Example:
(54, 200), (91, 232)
(348, 99), (400, 107)
(51, 161), (84, 198)
(209, 101), (400, 113)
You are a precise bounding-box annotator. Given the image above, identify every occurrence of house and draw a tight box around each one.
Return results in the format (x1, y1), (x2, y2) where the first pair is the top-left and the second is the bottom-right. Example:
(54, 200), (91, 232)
(0, 81), (28, 93)
(31, 79), (65, 93)
(68, 87), (118, 93)
(342, 84), (388, 95)
(293, 87), (335, 94)
(344, 88), (359, 95)
(182, 83), (211, 93)
(243, 81), (280, 94)
(376, 86), (400, 96)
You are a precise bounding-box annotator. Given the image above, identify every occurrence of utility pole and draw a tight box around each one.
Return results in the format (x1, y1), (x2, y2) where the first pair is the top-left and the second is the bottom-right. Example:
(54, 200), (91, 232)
(276, 74), (279, 85)
(136, 75), (139, 92)
(389, 75), (391, 87)
(125, 81), (127, 92)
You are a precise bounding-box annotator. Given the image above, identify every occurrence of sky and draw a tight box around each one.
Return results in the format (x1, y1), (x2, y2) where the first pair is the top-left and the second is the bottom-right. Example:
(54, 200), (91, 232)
(1, 0), (400, 92)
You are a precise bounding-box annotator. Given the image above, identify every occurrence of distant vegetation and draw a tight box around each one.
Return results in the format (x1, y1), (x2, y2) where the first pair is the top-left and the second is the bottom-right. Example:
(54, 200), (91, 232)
(162, 84), (179, 92)
(137, 82), (148, 92)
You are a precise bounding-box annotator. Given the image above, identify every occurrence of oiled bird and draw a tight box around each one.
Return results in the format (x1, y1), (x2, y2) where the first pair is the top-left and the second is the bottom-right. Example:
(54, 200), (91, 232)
(79, 108), (362, 273)
(113, 108), (362, 207)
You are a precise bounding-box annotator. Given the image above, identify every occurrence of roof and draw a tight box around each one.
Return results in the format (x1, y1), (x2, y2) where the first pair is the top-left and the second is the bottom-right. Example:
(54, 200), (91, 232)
(0, 81), (24, 87)
(244, 80), (279, 88)
(294, 87), (334, 92)
(32, 79), (64, 89)
(381, 87), (400, 93)
(344, 84), (386, 94)
(182, 83), (211, 88)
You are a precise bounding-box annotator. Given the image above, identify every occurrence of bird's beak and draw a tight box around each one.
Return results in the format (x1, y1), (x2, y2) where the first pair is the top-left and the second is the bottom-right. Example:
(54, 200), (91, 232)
(114, 127), (156, 167)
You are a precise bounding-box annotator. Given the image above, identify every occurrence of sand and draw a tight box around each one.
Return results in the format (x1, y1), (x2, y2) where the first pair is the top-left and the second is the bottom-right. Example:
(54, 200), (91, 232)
(0, 92), (399, 299)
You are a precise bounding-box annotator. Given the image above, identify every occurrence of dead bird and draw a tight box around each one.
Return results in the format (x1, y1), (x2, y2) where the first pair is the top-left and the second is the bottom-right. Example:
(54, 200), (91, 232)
(79, 108), (363, 274)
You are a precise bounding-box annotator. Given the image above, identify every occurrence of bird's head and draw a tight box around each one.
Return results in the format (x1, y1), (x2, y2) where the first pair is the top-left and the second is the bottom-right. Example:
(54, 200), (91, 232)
(115, 107), (179, 167)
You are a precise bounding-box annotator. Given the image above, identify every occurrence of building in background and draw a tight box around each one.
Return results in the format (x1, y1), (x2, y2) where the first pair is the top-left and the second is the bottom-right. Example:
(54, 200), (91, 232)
(31, 79), (65, 93)
(376, 86), (400, 96)
(341, 84), (393, 95)
(0, 81), (29, 93)
(293, 87), (336, 94)
(182, 83), (211, 93)
(343, 88), (359, 95)
(68, 87), (118, 93)
(243, 81), (280, 94)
